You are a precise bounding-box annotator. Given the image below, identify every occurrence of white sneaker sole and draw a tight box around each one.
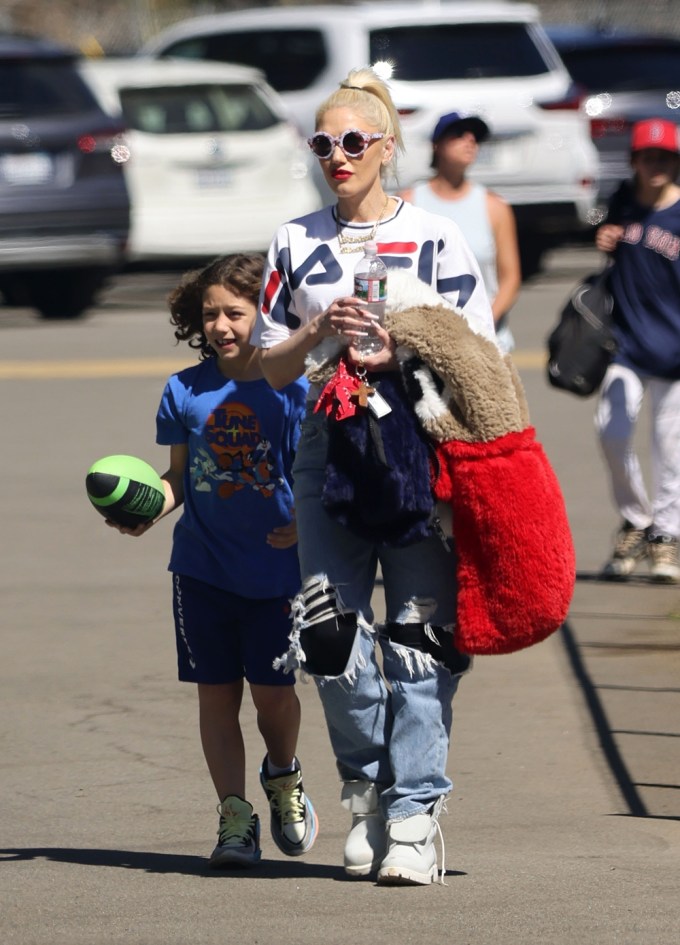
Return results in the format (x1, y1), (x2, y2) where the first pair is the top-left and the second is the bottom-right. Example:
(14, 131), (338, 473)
(650, 568), (680, 584)
(601, 555), (643, 578)
(344, 861), (380, 877)
(376, 864), (437, 885)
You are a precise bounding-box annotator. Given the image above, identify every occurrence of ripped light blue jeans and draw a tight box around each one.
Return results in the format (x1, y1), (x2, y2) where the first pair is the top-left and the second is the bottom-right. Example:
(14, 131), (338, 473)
(291, 407), (466, 822)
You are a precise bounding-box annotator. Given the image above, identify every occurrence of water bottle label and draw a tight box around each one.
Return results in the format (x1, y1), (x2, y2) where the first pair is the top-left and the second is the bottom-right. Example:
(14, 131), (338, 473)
(354, 276), (386, 304)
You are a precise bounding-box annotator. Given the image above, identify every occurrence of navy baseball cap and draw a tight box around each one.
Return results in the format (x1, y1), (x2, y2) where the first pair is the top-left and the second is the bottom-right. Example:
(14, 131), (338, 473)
(431, 111), (490, 143)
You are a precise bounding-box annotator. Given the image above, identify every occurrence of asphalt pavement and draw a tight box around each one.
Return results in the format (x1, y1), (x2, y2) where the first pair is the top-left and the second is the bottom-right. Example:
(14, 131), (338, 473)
(0, 247), (678, 944)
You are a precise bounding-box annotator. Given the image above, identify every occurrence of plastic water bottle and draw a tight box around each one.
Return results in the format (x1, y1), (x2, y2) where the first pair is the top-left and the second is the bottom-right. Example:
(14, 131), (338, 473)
(353, 240), (387, 356)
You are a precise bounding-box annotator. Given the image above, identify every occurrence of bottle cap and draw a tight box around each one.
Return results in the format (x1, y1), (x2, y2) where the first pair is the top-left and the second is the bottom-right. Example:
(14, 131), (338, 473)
(364, 240), (377, 252)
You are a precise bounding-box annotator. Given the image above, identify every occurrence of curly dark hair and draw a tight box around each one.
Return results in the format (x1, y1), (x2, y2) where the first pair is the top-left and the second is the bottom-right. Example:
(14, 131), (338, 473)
(167, 253), (265, 360)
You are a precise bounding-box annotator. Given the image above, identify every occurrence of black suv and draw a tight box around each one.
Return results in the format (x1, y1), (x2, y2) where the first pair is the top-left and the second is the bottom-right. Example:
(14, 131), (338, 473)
(0, 35), (130, 318)
(546, 26), (680, 206)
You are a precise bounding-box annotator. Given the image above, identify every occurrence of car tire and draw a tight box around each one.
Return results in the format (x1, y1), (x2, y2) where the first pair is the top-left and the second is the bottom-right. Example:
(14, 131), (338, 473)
(518, 235), (546, 281)
(0, 274), (39, 308)
(27, 269), (111, 320)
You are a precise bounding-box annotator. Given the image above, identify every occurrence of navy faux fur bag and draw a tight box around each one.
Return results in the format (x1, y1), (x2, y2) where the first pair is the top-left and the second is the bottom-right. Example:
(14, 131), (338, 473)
(321, 371), (436, 546)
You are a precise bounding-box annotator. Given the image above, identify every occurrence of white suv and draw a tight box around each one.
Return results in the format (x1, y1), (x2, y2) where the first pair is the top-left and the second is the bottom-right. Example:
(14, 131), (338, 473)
(143, 1), (599, 272)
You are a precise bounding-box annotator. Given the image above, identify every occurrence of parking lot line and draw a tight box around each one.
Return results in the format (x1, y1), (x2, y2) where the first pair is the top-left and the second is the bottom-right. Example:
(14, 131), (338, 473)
(0, 357), (191, 380)
(0, 351), (545, 380)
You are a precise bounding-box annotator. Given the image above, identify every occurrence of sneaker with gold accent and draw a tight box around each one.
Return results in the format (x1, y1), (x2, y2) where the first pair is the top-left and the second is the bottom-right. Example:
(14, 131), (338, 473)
(648, 535), (680, 584)
(259, 756), (318, 856)
(601, 521), (649, 579)
(209, 794), (261, 869)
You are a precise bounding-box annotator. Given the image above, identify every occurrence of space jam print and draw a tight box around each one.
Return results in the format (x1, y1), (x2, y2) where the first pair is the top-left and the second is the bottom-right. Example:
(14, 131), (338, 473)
(190, 400), (283, 499)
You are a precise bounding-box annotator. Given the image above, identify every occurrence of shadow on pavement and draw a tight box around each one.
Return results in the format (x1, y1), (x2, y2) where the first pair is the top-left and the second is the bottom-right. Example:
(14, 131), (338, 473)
(0, 847), (345, 879)
(576, 570), (675, 586)
(559, 622), (680, 822)
(0, 847), (468, 883)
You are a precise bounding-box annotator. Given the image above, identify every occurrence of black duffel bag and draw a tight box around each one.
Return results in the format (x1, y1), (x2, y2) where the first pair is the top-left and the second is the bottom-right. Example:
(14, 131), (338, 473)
(546, 265), (617, 397)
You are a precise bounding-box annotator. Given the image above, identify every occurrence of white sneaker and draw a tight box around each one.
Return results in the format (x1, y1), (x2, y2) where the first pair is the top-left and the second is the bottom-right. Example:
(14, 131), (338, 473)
(341, 780), (386, 877)
(377, 797), (445, 886)
(601, 522), (649, 579)
(648, 536), (680, 584)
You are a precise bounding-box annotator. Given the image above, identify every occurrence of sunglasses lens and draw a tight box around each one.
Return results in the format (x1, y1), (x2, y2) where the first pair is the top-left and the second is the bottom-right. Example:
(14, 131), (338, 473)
(341, 132), (366, 156)
(310, 135), (333, 158)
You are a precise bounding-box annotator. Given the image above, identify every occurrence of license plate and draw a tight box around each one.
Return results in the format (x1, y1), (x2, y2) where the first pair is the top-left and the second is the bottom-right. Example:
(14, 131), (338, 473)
(0, 152), (53, 185)
(195, 168), (232, 188)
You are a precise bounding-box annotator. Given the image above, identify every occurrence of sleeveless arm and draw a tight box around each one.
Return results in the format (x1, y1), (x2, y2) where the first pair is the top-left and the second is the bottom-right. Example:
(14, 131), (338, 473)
(487, 191), (521, 322)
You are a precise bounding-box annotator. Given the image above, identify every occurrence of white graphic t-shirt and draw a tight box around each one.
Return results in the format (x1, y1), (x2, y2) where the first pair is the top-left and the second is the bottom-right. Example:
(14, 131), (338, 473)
(251, 198), (496, 350)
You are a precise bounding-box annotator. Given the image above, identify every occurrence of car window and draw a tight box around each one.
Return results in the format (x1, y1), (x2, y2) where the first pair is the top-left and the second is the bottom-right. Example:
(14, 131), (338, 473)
(0, 59), (100, 117)
(557, 45), (680, 92)
(160, 29), (327, 93)
(369, 24), (552, 79)
(118, 83), (281, 134)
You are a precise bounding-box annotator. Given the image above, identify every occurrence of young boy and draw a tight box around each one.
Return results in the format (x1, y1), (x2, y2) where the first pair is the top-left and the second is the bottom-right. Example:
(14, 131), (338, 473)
(595, 119), (680, 583)
(107, 253), (317, 866)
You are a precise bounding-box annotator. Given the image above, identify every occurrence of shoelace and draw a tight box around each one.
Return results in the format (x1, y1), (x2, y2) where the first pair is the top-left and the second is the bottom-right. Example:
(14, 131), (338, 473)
(434, 816), (447, 885)
(264, 774), (305, 825)
(615, 528), (647, 557)
(217, 806), (254, 845)
(650, 540), (678, 565)
(431, 796), (448, 886)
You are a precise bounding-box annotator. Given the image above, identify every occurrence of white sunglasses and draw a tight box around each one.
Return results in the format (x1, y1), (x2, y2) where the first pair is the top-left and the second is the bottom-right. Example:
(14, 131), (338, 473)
(308, 128), (384, 160)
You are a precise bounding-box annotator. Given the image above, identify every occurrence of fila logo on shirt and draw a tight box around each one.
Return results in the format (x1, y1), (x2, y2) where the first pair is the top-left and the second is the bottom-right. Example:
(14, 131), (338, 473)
(263, 240), (478, 330)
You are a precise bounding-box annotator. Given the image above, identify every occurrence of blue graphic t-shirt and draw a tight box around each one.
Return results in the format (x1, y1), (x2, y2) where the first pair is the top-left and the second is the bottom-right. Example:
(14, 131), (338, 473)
(156, 359), (308, 599)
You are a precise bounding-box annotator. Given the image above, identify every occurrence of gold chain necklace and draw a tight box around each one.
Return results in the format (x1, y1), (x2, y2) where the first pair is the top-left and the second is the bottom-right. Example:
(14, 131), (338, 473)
(336, 196), (390, 254)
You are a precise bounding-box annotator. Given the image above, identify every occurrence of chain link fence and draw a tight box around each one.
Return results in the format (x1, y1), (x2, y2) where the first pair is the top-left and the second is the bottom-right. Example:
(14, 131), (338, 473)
(1, 0), (679, 54)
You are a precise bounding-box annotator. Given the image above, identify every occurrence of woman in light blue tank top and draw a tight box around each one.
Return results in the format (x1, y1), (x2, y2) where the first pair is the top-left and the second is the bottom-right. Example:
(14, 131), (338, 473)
(400, 112), (521, 353)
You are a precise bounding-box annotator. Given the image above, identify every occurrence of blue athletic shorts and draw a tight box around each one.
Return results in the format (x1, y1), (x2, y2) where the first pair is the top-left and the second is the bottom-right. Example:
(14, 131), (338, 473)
(171, 573), (296, 686)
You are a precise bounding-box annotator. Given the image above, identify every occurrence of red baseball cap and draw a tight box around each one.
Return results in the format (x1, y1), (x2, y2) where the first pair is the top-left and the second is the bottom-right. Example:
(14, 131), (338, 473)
(630, 119), (680, 155)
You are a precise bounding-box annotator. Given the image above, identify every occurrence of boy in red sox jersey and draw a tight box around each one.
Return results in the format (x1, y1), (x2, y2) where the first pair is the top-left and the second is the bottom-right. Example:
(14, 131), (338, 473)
(595, 118), (680, 582)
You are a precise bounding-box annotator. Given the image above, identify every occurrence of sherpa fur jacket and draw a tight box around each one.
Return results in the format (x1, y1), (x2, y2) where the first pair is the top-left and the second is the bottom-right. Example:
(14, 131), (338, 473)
(307, 269), (575, 656)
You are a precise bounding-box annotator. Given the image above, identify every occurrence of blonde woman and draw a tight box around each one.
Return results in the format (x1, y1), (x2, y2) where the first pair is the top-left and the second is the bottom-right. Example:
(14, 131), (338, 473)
(251, 67), (495, 885)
